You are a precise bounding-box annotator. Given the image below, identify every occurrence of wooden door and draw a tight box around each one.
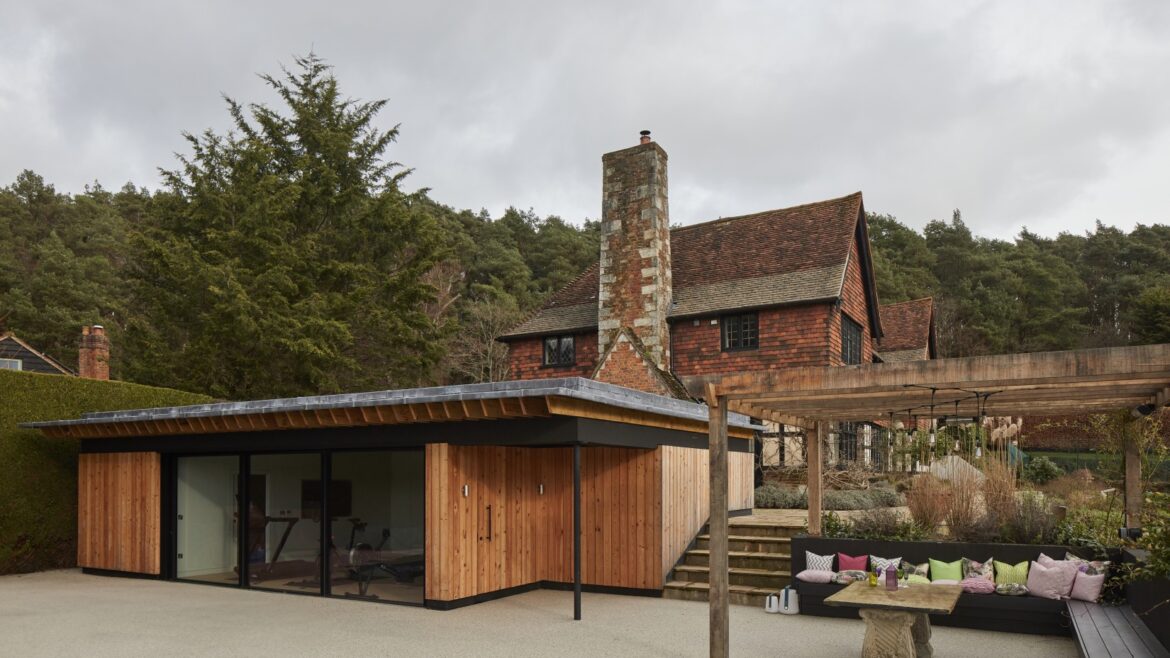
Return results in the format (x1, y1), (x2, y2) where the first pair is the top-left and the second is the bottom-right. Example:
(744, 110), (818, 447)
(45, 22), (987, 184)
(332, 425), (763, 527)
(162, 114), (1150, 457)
(475, 446), (507, 594)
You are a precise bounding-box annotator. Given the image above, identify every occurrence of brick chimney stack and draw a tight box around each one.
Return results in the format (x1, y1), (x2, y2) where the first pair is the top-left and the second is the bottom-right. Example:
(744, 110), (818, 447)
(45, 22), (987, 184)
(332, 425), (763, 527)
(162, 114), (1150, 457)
(597, 131), (672, 370)
(79, 325), (110, 381)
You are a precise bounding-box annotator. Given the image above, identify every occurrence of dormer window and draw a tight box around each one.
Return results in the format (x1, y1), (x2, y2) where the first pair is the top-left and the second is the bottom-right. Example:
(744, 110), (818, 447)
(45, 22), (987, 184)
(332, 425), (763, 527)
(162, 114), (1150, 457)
(542, 335), (575, 367)
(721, 312), (759, 351)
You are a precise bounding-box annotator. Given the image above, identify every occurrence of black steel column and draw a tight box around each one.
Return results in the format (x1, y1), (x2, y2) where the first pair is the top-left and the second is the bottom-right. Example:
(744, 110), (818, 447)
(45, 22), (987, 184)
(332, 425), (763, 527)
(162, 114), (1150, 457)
(239, 455), (250, 588)
(320, 451), (331, 597)
(573, 442), (581, 621)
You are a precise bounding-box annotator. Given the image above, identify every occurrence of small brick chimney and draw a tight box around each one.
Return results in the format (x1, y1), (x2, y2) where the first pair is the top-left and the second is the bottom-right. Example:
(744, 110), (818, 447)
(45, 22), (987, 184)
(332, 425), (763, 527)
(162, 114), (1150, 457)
(79, 325), (110, 381)
(594, 131), (673, 390)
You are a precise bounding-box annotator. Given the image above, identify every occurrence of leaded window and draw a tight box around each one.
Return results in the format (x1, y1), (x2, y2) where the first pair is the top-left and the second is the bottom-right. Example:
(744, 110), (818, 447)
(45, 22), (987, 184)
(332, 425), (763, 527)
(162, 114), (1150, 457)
(542, 335), (575, 367)
(842, 315), (862, 365)
(721, 312), (759, 351)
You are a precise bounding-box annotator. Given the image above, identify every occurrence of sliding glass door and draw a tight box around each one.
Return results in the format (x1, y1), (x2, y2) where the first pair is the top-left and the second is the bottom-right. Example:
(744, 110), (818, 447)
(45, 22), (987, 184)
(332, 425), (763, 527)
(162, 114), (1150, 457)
(247, 453), (323, 594)
(172, 449), (423, 604)
(329, 450), (425, 604)
(175, 455), (239, 584)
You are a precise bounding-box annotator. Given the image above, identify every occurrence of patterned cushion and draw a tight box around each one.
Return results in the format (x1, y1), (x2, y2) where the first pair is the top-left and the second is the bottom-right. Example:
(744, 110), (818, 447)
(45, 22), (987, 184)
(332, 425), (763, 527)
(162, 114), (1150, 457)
(962, 557), (994, 582)
(929, 558), (962, 581)
(960, 577), (996, 594)
(993, 560), (1029, 585)
(806, 551), (834, 572)
(870, 555), (902, 572)
(838, 553), (868, 571)
(795, 569), (835, 584)
(1065, 553), (1110, 576)
(1070, 572), (1105, 602)
(902, 561), (929, 579)
(1026, 560), (1078, 600)
(833, 570), (869, 584)
(996, 583), (1029, 596)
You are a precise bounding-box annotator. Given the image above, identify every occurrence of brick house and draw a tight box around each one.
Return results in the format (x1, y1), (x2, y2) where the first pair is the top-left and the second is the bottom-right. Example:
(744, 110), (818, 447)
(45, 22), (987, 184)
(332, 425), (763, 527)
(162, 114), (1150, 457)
(498, 134), (935, 467)
(499, 136), (893, 390)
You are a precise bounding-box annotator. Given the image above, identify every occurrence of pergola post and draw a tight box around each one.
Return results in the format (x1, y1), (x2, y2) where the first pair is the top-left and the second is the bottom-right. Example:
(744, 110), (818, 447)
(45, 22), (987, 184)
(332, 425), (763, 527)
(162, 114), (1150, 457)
(1124, 419), (1143, 529)
(706, 385), (729, 658)
(807, 422), (825, 536)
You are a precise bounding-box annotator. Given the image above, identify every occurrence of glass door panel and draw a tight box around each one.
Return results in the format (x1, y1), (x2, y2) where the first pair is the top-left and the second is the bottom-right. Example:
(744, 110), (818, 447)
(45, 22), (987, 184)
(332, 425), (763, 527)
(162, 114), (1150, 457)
(176, 455), (239, 584)
(248, 453), (322, 593)
(329, 450), (425, 604)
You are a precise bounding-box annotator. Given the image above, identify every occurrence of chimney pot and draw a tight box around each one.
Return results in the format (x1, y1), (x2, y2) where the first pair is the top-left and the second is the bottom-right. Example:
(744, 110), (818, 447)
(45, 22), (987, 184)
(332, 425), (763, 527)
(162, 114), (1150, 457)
(639, 130), (651, 145)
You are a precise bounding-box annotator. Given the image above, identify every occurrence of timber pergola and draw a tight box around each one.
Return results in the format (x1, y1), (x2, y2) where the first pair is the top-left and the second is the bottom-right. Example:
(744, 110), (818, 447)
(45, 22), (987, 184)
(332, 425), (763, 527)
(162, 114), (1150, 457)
(692, 343), (1170, 658)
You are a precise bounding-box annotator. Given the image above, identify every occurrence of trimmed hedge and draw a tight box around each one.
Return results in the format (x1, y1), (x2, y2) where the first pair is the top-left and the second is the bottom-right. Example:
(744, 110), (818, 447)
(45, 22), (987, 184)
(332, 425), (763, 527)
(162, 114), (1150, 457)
(0, 370), (213, 574)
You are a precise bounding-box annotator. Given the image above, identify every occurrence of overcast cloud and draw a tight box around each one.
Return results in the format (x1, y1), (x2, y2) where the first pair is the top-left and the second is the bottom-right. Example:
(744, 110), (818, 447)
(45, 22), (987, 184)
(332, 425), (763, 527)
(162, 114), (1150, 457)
(2, 1), (1168, 239)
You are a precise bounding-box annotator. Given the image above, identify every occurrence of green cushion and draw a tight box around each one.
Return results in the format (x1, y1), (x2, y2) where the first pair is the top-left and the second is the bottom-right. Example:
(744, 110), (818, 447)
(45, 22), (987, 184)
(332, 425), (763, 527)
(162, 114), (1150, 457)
(929, 558), (962, 581)
(906, 574), (931, 585)
(994, 560), (1029, 585)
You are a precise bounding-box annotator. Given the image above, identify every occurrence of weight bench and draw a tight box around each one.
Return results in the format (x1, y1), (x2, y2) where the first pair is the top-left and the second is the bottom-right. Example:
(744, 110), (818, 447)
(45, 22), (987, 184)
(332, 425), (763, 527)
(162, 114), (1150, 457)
(1067, 600), (1168, 658)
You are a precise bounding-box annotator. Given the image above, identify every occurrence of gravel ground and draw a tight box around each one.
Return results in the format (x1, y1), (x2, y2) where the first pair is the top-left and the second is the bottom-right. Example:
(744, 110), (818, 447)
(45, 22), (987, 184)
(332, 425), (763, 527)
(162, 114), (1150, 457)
(0, 569), (1077, 657)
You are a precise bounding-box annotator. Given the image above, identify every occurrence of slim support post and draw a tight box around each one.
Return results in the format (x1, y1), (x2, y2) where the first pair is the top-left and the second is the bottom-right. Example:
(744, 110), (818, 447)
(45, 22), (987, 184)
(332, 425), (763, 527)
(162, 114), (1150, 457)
(1124, 420), (1143, 529)
(573, 442), (582, 621)
(707, 386), (729, 658)
(807, 423), (825, 536)
(321, 451), (331, 597)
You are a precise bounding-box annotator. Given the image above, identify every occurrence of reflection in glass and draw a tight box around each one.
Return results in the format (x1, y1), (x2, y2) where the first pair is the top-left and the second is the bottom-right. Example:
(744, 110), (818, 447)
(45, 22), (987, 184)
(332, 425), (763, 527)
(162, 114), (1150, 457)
(176, 455), (239, 584)
(247, 453), (322, 593)
(329, 450), (425, 603)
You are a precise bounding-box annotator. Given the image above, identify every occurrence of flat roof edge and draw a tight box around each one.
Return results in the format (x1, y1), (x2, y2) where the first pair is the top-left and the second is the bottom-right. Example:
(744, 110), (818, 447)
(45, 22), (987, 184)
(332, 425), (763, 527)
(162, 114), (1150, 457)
(20, 377), (755, 432)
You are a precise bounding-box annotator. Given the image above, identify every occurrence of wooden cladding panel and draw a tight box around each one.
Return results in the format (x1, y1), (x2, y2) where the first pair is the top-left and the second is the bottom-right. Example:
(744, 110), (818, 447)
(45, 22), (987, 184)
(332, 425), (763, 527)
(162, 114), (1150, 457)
(77, 452), (161, 575)
(659, 446), (755, 578)
(425, 444), (663, 602)
(580, 446), (662, 590)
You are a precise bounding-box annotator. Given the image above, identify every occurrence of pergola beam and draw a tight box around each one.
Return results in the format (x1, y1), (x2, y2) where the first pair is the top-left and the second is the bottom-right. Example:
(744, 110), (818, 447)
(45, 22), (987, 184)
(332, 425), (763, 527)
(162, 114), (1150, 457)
(684, 344), (1170, 402)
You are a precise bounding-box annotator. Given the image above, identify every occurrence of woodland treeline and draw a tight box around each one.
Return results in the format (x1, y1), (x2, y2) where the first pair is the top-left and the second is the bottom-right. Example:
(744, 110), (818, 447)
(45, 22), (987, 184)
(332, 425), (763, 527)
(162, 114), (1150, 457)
(1, 55), (1167, 400)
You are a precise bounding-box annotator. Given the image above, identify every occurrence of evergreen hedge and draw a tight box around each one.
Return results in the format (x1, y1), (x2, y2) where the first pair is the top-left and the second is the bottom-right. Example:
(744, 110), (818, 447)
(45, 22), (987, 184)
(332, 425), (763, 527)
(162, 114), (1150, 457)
(0, 370), (212, 574)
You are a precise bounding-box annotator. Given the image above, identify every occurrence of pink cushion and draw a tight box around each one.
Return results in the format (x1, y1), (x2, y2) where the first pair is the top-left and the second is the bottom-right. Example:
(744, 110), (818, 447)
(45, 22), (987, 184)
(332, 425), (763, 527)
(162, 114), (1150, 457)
(1070, 572), (1105, 602)
(1026, 560), (1078, 600)
(960, 577), (996, 594)
(838, 553), (868, 571)
(1037, 553), (1058, 567)
(795, 569), (835, 584)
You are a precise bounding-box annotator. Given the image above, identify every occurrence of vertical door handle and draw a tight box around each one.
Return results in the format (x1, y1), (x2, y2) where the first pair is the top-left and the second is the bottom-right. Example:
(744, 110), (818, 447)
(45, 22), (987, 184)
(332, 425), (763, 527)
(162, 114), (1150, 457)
(486, 504), (492, 541)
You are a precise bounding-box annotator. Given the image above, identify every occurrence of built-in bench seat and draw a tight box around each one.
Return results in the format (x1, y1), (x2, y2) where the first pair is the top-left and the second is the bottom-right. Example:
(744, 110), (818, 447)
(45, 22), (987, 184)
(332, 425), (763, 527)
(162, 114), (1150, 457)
(1067, 600), (1169, 658)
(791, 536), (1093, 636)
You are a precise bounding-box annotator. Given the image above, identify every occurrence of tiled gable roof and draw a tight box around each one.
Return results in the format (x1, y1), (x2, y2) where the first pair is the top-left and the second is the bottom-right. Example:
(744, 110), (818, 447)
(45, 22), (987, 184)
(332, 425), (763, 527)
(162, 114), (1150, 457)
(501, 192), (866, 339)
(877, 297), (934, 352)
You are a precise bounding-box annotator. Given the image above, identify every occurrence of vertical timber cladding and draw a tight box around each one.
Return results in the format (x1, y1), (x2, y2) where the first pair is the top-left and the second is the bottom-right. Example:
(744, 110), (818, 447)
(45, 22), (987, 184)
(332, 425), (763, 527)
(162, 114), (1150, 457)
(659, 446), (754, 579)
(77, 452), (161, 575)
(425, 444), (664, 602)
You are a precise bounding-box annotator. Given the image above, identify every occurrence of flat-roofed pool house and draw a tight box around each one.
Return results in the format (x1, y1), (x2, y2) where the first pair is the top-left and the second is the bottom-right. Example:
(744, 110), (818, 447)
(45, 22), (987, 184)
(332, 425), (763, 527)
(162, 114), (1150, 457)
(27, 133), (929, 613)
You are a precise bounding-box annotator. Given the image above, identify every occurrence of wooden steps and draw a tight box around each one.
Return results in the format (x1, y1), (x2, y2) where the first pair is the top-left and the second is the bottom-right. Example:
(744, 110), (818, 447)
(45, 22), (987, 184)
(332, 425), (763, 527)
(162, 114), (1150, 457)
(663, 516), (797, 608)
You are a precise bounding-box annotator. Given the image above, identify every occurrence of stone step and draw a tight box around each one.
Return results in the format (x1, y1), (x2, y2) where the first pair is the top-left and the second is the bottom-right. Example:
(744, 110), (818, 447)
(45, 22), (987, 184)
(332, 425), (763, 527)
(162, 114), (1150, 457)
(662, 580), (777, 607)
(684, 549), (791, 571)
(712, 521), (804, 539)
(671, 564), (791, 589)
(695, 534), (792, 553)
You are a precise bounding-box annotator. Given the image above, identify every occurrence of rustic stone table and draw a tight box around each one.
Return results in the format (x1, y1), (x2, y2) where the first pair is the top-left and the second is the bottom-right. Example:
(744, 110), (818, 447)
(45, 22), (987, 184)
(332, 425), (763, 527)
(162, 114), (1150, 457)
(823, 580), (962, 658)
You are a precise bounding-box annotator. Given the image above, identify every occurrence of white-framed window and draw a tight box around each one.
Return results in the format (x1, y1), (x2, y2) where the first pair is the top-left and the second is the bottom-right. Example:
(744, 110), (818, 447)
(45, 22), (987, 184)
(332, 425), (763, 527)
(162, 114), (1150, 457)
(0, 358), (23, 371)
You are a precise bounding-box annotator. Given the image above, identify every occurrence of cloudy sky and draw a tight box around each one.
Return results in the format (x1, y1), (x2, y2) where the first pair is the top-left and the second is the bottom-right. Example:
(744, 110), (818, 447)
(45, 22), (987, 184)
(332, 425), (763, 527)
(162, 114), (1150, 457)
(2, 1), (1168, 239)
